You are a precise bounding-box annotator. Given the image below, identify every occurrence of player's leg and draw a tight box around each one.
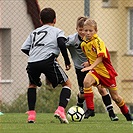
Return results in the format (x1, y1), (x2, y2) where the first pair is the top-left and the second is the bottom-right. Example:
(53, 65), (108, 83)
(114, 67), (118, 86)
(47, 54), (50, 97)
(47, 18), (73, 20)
(54, 79), (71, 124)
(83, 87), (95, 119)
(54, 80), (71, 124)
(83, 73), (96, 119)
(109, 88), (133, 121)
(75, 69), (87, 108)
(26, 84), (37, 123)
(45, 58), (71, 124)
(97, 85), (118, 121)
(75, 69), (95, 118)
(77, 91), (84, 108)
(26, 63), (42, 123)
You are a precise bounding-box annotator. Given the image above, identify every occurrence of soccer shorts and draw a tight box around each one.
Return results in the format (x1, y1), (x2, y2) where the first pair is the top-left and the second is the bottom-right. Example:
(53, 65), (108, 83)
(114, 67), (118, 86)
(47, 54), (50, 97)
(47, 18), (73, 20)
(75, 68), (88, 94)
(88, 69), (117, 90)
(26, 54), (68, 88)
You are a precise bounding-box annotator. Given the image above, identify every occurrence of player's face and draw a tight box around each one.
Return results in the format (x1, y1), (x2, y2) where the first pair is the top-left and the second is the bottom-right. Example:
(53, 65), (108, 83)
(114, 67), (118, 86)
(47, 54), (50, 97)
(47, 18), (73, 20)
(83, 25), (97, 40)
(76, 27), (84, 39)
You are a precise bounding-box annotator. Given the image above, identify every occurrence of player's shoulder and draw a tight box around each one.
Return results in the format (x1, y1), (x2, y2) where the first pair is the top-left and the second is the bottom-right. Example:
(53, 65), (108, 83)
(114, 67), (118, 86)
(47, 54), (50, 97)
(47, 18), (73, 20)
(67, 33), (78, 43)
(95, 35), (104, 44)
(50, 26), (63, 32)
(34, 25), (62, 32)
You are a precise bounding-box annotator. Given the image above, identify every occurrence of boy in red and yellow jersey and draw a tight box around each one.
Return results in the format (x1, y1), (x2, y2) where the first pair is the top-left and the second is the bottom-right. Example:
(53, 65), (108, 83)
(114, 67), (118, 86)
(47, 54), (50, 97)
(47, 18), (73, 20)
(81, 18), (133, 121)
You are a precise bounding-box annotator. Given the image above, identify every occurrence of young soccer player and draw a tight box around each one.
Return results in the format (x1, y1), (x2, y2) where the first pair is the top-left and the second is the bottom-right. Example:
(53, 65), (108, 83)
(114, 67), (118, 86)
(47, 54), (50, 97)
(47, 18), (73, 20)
(66, 17), (118, 121)
(81, 18), (133, 121)
(21, 7), (71, 124)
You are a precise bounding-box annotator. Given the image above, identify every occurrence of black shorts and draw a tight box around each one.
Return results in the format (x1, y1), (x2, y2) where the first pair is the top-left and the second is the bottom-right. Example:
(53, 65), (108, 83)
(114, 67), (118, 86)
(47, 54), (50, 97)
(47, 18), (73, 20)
(75, 68), (88, 93)
(26, 55), (68, 88)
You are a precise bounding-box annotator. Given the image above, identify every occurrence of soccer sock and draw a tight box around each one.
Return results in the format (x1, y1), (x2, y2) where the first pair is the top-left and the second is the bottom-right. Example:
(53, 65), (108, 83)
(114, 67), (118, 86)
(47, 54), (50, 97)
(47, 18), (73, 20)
(102, 94), (115, 117)
(76, 93), (84, 108)
(77, 93), (84, 104)
(27, 88), (36, 110)
(116, 100), (129, 114)
(84, 87), (94, 110)
(59, 87), (71, 108)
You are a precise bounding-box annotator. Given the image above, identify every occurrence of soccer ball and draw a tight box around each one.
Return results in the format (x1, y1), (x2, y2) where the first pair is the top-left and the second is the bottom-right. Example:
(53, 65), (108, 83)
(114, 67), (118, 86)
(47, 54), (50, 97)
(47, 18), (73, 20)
(67, 106), (85, 122)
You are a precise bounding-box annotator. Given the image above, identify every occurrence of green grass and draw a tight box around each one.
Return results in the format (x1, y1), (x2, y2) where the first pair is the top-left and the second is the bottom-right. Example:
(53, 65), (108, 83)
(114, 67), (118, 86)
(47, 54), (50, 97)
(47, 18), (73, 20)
(0, 113), (133, 133)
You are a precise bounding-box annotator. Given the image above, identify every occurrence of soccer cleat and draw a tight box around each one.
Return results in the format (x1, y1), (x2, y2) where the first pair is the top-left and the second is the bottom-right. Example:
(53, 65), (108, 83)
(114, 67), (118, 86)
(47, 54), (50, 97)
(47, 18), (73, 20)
(110, 115), (119, 121)
(26, 110), (36, 123)
(84, 109), (95, 119)
(54, 109), (69, 124)
(109, 111), (119, 121)
(124, 113), (133, 121)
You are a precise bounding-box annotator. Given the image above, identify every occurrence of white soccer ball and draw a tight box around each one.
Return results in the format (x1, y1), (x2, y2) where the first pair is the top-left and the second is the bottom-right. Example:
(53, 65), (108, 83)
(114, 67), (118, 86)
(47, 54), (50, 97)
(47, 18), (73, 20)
(67, 106), (85, 122)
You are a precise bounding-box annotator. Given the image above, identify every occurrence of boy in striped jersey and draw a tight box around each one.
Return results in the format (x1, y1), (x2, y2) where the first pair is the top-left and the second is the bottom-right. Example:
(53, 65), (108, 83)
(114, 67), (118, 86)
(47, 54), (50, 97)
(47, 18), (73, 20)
(81, 18), (133, 121)
(66, 16), (118, 121)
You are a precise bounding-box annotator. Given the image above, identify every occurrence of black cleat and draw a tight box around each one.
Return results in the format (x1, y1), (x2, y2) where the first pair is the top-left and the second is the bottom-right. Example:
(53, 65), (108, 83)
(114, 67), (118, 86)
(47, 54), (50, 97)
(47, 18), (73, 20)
(84, 109), (95, 119)
(109, 111), (119, 121)
(110, 115), (119, 121)
(124, 113), (133, 121)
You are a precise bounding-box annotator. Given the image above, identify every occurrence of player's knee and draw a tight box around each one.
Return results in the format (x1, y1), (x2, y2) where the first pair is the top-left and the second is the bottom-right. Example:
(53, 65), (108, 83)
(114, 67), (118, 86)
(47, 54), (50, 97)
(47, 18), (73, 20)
(98, 88), (108, 96)
(29, 84), (37, 88)
(62, 79), (71, 88)
(112, 95), (121, 103)
(78, 93), (84, 99)
(83, 79), (91, 88)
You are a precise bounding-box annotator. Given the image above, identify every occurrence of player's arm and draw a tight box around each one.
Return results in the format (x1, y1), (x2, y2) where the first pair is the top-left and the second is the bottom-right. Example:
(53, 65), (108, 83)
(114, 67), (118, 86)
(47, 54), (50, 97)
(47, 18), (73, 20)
(89, 56), (103, 69)
(21, 49), (29, 56)
(57, 37), (71, 70)
(81, 61), (90, 67)
(81, 56), (103, 72)
(65, 35), (74, 47)
(21, 34), (31, 56)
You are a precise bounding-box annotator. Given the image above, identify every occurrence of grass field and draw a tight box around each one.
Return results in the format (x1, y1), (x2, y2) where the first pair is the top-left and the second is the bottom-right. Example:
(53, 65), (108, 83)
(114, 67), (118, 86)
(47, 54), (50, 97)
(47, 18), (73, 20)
(0, 113), (133, 133)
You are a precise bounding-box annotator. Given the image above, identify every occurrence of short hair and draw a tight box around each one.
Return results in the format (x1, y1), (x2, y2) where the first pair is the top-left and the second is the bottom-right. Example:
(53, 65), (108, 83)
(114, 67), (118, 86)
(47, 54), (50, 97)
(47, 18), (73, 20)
(76, 16), (88, 28)
(84, 18), (97, 31)
(40, 8), (56, 24)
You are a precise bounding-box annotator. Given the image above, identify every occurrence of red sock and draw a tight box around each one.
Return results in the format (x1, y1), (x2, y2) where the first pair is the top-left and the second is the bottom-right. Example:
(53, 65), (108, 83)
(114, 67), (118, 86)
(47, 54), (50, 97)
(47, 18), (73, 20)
(84, 93), (94, 110)
(119, 104), (129, 114)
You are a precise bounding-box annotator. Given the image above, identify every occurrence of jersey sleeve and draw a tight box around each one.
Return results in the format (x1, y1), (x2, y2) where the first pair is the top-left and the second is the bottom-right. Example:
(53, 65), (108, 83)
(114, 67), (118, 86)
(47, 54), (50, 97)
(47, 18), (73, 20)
(57, 29), (66, 39)
(65, 34), (76, 47)
(95, 38), (107, 58)
(21, 33), (32, 51)
(57, 37), (70, 65)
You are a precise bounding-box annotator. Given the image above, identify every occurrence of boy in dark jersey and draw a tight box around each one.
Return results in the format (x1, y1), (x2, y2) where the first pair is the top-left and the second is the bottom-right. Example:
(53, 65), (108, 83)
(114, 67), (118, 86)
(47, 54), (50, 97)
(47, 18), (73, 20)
(21, 7), (71, 124)
(66, 17), (118, 121)
(81, 18), (133, 121)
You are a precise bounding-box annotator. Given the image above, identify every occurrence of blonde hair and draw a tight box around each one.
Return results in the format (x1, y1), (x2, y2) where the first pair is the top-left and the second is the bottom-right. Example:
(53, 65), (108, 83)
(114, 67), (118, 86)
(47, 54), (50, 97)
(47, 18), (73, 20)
(84, 18), (97, 31)
(76, 16), (88, 28)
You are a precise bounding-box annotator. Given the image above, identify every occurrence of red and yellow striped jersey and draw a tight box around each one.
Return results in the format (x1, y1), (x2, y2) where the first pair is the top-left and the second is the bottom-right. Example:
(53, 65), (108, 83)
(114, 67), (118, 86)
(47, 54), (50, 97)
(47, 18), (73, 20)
(81, 34), (117, 78)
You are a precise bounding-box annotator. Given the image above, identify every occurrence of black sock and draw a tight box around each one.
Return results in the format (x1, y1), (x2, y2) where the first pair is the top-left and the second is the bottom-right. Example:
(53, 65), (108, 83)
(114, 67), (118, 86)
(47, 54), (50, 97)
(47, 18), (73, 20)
(77, 93), (84, 104)
(27, 88), (36, 110)
(102, 94), (115, 117)
(59, 87), (71, 108)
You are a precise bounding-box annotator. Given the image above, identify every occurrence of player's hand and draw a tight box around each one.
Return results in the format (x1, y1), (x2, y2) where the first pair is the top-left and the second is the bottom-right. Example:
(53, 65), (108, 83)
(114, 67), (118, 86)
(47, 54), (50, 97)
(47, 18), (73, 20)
(81, 61), (90, 68)
(65, 64), (71, 71)
(81, 66), (92, 72)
